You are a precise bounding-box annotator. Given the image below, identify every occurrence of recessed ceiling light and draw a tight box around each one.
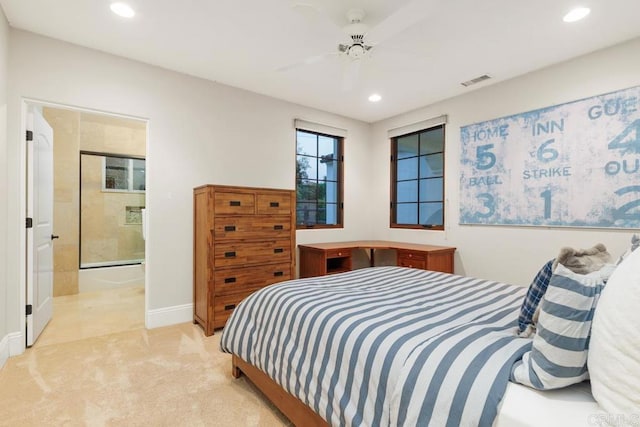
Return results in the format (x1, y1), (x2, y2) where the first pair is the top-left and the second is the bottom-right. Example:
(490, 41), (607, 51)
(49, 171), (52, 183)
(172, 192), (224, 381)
(368, 94), (382, 102)
(110, 2), (135, 18)
(563, 7), (590, 23)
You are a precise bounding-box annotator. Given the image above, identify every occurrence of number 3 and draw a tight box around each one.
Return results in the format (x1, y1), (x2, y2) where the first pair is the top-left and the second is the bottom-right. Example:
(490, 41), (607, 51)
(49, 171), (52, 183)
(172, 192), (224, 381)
(476, 193), (495, 218)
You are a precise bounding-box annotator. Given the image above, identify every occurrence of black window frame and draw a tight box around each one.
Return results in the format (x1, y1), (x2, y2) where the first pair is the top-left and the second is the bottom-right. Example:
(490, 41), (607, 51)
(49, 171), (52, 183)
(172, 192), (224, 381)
(295, 129), (344, 229)
(390, 124), (446, 230)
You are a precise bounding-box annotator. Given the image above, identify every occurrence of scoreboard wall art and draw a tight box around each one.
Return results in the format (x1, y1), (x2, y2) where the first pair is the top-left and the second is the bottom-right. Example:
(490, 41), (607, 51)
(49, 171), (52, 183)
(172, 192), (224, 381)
(459, 85), (640, 228)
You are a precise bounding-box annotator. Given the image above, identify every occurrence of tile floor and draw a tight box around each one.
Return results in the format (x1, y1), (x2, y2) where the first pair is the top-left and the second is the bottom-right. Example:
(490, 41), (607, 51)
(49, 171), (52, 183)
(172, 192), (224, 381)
(33, 284), (145, 348)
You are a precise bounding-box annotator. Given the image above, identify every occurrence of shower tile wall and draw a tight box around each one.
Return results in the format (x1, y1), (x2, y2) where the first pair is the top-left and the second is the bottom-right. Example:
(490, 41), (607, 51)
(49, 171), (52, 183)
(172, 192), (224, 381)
(44, 108), (146, 296)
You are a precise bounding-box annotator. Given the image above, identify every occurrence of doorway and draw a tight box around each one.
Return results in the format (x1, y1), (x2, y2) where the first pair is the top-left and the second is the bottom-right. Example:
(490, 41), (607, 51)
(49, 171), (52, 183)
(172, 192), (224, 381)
(26, 102), (148, 348)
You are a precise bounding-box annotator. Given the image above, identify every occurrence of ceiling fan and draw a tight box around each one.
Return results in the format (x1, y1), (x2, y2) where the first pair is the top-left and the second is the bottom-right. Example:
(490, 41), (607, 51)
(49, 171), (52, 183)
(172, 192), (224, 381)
(279, 1), (441, 90)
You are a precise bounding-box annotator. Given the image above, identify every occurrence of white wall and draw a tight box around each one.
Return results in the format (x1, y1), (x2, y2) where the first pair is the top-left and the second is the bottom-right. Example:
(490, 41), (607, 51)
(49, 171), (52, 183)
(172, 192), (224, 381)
(0, 6), (9, 368)
(5, 30), (372, 347)
(372, 37), (640, 286)
(4, 27), (639, 358)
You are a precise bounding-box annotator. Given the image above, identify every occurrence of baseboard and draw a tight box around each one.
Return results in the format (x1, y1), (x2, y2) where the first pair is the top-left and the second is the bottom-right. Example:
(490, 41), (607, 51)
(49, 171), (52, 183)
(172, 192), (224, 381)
(0, 332), (24, 369)
(9, 332), (24, 356)
(0, 335), (8, 369)
(146, 303), (193, 329)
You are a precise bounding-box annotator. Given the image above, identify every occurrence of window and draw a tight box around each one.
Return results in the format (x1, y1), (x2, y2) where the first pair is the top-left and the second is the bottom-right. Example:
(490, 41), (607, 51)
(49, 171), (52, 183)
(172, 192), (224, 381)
(103, 156), (146, 192)
(296, 129), (343, 228)
(391, 125), (445, 229)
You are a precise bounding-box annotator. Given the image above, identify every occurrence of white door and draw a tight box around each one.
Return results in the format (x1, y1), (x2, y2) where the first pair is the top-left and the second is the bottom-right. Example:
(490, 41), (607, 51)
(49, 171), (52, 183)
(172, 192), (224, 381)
(26, 107), (54, 347)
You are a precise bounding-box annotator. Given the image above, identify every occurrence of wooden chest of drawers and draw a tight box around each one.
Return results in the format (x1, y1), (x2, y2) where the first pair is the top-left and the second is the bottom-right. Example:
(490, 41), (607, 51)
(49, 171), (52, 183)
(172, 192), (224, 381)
(193, 185), (295, 336)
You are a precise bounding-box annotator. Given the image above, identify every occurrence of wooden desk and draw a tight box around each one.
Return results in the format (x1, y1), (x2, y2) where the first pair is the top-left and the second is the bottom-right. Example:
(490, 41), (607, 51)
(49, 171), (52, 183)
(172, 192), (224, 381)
(298, 240), (456, 278)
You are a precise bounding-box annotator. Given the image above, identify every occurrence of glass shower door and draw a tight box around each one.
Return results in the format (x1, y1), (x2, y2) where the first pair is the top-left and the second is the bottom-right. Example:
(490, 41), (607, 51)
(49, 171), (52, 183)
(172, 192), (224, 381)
(80, 152), (146, 268)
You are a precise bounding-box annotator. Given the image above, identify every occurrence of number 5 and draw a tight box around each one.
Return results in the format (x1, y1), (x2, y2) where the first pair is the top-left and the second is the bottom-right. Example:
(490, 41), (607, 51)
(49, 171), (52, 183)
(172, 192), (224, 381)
(476, 144), (496, 170)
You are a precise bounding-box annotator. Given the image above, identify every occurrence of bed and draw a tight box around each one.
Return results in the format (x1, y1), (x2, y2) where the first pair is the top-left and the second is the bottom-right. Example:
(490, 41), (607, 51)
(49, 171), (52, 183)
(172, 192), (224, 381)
(220, 266), (601, 426)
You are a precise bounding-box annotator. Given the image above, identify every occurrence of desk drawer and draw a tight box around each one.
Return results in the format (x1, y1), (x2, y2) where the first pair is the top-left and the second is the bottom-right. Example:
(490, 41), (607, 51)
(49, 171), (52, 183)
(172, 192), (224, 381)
(214, 263), (292, 295)
(326, 248), (351, 259)
(214, 240), (292, 267)
(398, 250), (427, 269)
(397, 250), (426, 261)
(398, 256), (426, 270)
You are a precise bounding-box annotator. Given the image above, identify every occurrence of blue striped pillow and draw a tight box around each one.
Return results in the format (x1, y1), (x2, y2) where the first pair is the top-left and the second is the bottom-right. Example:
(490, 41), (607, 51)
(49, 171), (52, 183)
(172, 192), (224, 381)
(511, 263), (616, 390)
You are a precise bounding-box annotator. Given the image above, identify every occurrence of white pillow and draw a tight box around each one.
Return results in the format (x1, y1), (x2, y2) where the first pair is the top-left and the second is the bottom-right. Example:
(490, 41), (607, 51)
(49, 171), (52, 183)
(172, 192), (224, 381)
(589, 244), (640, 415)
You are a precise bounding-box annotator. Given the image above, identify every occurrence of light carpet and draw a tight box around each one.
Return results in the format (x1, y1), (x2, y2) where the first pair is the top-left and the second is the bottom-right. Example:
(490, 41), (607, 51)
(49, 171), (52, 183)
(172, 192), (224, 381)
(0, 323), (289, 426)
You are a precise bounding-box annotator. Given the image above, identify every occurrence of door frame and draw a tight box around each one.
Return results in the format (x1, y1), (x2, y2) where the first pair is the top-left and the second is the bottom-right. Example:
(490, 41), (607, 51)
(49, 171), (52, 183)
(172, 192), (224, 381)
(18, 97), (149, 352)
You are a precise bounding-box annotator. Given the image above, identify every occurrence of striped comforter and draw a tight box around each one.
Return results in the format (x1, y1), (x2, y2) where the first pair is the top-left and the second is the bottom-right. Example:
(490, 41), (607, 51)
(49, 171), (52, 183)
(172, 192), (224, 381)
(220, 267), (531, 427)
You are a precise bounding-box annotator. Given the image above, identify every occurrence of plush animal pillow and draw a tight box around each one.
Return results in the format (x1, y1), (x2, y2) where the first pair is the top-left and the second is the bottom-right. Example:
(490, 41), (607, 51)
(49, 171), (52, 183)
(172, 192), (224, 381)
(518, 244), (613, 337)
(552, 243), (612, 274)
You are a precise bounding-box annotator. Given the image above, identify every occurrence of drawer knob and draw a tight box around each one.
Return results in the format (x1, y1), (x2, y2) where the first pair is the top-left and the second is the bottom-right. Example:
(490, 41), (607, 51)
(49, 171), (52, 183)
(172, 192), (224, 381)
(274, 248), (284, 254)
(338, 252), (342, 256)
(224, 277), (236, 284)
(224, 304), (236, 311)
(224, 251), (236, 258)
(408, 254), (413, 258)
(224, 225), (236, 232)
(273, 225), (284, 230)
(270, 202), (280, 207)
(229, 201), (241, 206)
(274, 271), (284, 277)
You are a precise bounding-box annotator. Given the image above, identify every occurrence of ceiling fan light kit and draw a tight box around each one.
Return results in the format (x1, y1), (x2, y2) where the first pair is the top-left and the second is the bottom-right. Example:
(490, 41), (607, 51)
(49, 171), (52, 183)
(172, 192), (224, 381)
(339, 9), (373, 59)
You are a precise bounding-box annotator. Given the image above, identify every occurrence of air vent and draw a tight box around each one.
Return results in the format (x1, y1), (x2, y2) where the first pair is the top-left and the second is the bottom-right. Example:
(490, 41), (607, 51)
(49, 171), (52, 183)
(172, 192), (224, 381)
(461, 74), (492, 87)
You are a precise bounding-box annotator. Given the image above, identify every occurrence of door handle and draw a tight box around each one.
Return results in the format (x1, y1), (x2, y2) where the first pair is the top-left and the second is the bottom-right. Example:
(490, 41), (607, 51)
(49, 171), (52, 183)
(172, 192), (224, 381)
(51, 234), (60, 240)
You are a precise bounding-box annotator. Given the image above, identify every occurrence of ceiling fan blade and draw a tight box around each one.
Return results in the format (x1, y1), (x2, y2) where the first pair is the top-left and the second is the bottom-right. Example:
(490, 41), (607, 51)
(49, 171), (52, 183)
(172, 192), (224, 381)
(341, 58), (362, 91)
(276, 52), (338, 72)
(366, 0), (442, 46)
(289, 0), (350, 44)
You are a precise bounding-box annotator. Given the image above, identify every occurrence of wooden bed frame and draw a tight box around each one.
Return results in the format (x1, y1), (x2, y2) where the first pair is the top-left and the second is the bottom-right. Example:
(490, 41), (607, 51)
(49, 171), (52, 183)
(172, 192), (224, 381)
(232, 354), (329, 426)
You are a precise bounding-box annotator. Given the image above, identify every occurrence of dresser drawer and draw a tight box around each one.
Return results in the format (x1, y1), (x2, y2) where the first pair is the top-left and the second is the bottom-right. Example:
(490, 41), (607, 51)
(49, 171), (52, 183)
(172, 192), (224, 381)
(214, 192), (255, 215)
(213, 240), (292, 267)
(213, 291), (254, 328)
(213, 216), (291, 240)
(256, 193), (292, 215)
(214, 263), (292, 295)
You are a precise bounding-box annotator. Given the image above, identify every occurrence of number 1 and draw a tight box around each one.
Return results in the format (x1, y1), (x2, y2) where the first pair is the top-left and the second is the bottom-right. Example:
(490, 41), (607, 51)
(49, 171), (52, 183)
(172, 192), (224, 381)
(540, 189), (552, 219)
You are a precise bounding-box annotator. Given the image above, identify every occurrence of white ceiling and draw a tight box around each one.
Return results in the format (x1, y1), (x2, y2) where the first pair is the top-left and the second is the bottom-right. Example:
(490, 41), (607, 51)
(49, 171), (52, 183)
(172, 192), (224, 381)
(2, 0), (640, 122)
